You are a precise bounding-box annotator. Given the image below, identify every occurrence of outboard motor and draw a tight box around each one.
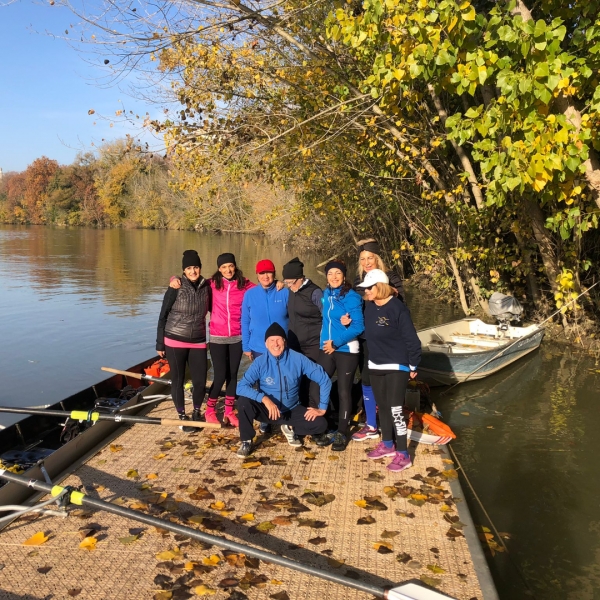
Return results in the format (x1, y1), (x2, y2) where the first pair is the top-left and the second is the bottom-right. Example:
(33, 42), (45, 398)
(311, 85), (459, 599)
(488, 292), (523, 330)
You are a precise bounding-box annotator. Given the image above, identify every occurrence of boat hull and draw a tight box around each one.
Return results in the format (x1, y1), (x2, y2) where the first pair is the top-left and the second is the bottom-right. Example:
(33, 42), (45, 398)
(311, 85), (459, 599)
(0, 358), (169, 508)
(418, 322), (545, 386)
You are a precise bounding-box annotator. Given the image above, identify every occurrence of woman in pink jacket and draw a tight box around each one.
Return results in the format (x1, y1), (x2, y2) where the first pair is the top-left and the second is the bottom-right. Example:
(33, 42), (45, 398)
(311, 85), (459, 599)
(170, 252), (254, 425)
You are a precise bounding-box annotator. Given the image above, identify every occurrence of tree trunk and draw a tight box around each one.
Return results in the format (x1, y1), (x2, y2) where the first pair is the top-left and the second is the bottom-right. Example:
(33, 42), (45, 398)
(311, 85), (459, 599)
(525, 200), (559, 293)
(468, 276), (490, 315)
(514, 229), (541, 307)
(447, 253), (471, 315)
(427, 84), (484, 210)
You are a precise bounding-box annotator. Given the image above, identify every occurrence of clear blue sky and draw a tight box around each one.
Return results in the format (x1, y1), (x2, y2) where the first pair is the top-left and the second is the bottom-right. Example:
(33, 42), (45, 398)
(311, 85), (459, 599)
(0, 2), (159, 172)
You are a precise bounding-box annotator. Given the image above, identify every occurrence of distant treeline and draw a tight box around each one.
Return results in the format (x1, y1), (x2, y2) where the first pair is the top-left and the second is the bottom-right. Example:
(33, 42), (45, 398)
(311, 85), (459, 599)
(0, 140), (291, 232)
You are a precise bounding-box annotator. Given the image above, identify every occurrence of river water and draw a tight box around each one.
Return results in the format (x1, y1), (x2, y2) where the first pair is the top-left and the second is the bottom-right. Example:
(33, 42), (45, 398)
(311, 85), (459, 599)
(1, 224), (598, 599)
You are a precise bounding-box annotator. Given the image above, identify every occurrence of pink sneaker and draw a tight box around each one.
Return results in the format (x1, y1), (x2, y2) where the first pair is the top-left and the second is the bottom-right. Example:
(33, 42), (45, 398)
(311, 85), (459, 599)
(387, 452), (412, 472)
(204, 406), (220, 424)
(352, 425), (379, 442)
(367, 441), (396, 460)
(224, 397), (239, 427)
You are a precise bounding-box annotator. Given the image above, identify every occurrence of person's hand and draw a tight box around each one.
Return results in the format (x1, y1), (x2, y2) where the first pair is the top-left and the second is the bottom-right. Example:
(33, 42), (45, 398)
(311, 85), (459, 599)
(340, 313), (352, 326)
(244, 351), (253, 360)
(169, 277), (181, 290)
(275, 280), (285, 291)
(157, 350), (165, 358)
(323, 340), (335, 354)
(262, 396), (281, 420)
(304, 407), (326, 421)
(409, 370), (418, 380)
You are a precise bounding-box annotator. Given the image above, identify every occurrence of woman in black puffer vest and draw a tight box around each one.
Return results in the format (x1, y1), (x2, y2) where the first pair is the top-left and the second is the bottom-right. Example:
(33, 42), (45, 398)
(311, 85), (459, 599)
(156, 250), (211, 430)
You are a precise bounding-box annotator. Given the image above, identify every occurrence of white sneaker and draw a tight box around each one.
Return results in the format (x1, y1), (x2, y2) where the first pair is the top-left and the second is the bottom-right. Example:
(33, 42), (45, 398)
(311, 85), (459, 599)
(280, 424), (302, 447)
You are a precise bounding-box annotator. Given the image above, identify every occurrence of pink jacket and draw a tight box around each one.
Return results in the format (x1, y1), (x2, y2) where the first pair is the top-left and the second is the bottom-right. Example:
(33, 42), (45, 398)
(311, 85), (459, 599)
(209, 278), (255, 338)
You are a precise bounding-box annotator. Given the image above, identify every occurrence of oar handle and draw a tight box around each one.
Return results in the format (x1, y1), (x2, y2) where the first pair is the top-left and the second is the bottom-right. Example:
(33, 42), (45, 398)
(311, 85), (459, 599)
(101, 367), (144, 380)
(160, 418), (222, 429)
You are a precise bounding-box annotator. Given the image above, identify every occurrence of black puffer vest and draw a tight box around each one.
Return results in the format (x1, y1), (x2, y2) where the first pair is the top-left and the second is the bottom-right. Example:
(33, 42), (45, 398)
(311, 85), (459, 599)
(165, 276), (210, 342)
(287, 280), (322, 350)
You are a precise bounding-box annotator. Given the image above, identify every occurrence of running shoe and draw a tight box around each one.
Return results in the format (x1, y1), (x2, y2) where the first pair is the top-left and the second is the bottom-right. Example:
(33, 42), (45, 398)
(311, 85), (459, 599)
(178, 414), (196, 433)
(352, 425), (379, 442)
(387, 451), (412, 472)
(259, 422), (271, 435)
(314, 432), (334, 446)
(280, 424), (302, 447)
(236, 441), (253, 458)
(331, 432), (347, 452)
(367, 441), (396, 460)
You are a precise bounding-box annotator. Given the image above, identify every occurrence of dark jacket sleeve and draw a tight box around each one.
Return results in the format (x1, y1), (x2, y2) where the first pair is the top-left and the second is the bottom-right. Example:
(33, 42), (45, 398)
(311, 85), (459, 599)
(388, 270), (405, 302)
(397, 301), (421, 368)
(156, 288), (178, 351)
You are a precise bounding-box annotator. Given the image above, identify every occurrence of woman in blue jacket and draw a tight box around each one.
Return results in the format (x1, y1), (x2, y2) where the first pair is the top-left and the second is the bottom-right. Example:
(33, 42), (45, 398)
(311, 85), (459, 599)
(312, 260), (364, 451)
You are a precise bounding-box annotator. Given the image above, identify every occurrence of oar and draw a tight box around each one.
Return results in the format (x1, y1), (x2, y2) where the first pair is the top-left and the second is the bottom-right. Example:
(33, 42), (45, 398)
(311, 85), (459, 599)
(0, 470), (446, 600)
(0, 407), (222, 429)
(101, 366), (171, 386)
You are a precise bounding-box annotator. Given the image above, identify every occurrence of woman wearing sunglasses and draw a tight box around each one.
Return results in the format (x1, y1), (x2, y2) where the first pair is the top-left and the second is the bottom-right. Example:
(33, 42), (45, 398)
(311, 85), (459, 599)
(358, 269), (421, 472)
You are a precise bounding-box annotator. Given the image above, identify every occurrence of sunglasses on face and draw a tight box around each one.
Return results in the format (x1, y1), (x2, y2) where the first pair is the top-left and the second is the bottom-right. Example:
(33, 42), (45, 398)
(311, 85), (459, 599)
(363, 284), (376, 291)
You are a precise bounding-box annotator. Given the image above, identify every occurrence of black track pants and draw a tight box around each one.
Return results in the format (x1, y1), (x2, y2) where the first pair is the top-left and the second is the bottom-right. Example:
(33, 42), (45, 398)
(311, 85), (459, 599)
(237, 396), (328, 442)
(165, 346), (208, 413)
(209, 342), (243, 399)
(298, 345), (320, 406)
(358, 339), (371, 386)
(370, 370), (409, 451)
(309, 350), (359, 435)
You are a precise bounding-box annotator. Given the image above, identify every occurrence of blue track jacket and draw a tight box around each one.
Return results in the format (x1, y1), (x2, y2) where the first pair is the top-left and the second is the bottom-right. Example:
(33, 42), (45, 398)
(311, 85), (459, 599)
(241, 283), (289, 354)
(320, 286), (364, 353)
(237, 348), (332, 411)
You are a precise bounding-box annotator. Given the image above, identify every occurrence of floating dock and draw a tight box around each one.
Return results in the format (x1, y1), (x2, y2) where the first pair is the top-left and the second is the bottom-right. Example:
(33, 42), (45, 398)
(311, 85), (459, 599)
(0, 400), (497, 599)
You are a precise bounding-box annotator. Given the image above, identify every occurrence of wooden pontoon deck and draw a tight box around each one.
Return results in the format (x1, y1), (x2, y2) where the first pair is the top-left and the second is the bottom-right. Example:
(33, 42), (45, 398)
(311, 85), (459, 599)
(0, 401), (494, 600)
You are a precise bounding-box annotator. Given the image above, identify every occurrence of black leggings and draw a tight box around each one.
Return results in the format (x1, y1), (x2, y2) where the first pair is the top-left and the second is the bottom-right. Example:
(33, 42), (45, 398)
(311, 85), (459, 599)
(209, 341), (243, 399)
(370, 370), (409, 451)
(309, 350), (359, 435)
(358, 339), (370, 385)
(165, 346), (208, 413)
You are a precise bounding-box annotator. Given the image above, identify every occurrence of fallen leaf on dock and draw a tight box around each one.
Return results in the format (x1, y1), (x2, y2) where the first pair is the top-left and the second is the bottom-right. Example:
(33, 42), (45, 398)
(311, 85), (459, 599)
(326, 557), (345, 568)
(118, 534), (139, 545)
(354, 496), (388, 511)
(308, 536), (327, 545)
(153, 453), (167, 460)
(193, 584), (216, 596)
(242, 461), (262, 469)
(380, 530), (399, 539)
(239, 513), (255, 522)
(126, 469), (139, 478)
(256, 520), (277, 532)
(153, 592), (172, 600)
(23, 532), (49, 546)
(146, 473), (158, 479)
(270, 592), (290, 600)
(155, 547), (183, 560)
(396, 552), (412, 563)
(67, 590), (82, 597)
(420, 574), (441, 587)
(37, 566), (52, 574)
(202, 554), (222, 566)
(79, 536), (97, 551)
(441, 469), (458, 480)
(296, 518), (327, 528)
(373, 541), (393, 554)
(110, 444), (124, 452)
(357, 515), (376, 525)
(427, 564), (446, 574)
(218, 578), (239, 588)
(272, 516), (292, 526)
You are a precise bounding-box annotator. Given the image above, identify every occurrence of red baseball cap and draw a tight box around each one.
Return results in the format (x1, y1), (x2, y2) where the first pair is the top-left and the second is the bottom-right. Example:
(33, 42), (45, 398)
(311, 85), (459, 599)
(256, 259), (276, 274)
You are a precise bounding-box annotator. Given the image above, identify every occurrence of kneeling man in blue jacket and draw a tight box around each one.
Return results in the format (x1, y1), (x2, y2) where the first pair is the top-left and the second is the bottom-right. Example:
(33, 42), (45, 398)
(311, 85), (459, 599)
(236, 322), (330, 457)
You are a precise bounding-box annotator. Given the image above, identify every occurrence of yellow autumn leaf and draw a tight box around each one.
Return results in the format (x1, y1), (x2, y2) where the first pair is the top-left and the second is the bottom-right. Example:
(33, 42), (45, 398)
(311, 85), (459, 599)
(410, 494), (428, 501)
(79, 536), (97, 551)
(110, 444), (123, 452)
(23, 531), (49, 546)
(210, 500), (226, 510)
(194, 585), (216, 596)
(155, 547), (183, 560)
(271, 579), (283, 585)
(153, 453), (167, 460)
(202, 554), (222, 566)
(354, 500), (368, 508)
(188, 515), (204, 524)
(146, 473), (158, 480)
(241, 461), (262, 469)
(126, 469), (139, 478)
(184, 561), (197, 571)
(240, 513), (255, 521)
(274, 481), (283, 489)
(130, 501), (149, 510)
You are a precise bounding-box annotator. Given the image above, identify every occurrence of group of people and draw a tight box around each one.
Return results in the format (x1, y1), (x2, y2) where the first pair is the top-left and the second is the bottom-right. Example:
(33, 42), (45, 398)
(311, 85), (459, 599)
(156, 239), (421, 472)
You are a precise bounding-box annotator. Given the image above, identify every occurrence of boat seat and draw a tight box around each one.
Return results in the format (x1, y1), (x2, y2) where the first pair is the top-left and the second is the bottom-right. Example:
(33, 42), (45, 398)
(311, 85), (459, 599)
(450, 334), (505, 348)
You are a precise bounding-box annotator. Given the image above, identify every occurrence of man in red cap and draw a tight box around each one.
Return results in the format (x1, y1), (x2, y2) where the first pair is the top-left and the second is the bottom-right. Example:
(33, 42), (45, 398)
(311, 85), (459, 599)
(241, 259), (290, 360)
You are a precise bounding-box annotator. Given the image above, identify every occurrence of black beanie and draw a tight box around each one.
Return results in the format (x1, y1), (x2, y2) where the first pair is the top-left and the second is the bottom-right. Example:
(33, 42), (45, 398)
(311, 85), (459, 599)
(217, 252), (236, 268)
(324, 260), (347, 276)
(282, 257), (304, 279)
(182, 250), (201, 270)
(264, 322), (287, 342)
(358, 240), (380, 255)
